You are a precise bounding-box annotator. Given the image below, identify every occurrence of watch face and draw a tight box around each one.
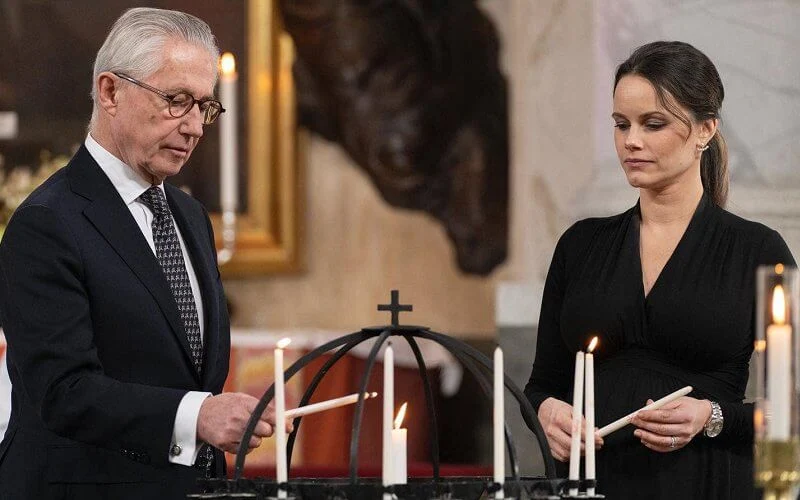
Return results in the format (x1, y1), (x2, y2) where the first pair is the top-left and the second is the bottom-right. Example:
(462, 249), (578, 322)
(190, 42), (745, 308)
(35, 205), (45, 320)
(705, 420), (723, 438)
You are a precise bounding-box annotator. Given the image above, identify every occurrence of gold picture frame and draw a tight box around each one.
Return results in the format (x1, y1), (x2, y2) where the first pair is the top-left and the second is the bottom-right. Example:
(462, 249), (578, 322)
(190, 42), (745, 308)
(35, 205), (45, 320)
(213, 0), (302, 276)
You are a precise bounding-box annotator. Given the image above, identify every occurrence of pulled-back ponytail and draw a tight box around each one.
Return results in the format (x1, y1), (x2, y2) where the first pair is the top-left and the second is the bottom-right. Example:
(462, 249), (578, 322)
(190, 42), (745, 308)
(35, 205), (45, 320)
(700, 131), (729, 207)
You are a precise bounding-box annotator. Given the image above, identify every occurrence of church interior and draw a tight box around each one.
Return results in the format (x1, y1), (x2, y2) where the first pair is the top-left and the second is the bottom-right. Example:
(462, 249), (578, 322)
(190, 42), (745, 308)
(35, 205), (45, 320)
(1, 0), (799, 496)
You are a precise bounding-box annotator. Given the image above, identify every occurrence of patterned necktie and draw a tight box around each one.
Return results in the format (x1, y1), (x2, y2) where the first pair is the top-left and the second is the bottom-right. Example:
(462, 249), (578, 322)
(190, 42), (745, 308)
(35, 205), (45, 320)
(138, 186), (204, 376)
(139, 186), (214, 476)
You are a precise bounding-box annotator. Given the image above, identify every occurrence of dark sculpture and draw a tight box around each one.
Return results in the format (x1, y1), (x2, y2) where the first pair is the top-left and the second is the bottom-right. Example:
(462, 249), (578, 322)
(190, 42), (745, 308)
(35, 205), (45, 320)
(278, 0), (509, 275)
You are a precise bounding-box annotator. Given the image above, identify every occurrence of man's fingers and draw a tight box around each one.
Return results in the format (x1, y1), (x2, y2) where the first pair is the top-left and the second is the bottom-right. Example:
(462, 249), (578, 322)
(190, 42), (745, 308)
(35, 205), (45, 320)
(253, 420), (274, 438)
(248, 435), (263, 449)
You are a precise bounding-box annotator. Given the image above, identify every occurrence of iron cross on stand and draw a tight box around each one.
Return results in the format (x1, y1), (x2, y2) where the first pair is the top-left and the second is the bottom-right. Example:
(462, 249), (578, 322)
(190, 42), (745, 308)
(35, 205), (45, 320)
(377, 290), (412, 327)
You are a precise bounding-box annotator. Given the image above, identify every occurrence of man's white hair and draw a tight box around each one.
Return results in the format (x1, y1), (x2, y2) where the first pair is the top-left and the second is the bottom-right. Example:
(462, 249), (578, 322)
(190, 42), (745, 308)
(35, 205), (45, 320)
(88, 7), (219, 130)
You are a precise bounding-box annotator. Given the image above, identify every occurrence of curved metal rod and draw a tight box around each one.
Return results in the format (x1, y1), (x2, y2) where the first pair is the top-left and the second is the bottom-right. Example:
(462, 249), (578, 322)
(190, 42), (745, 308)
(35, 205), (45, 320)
(232, 326), (556, 482)
(286, 338), (364, 469)
(401, 334), (440, 481)
(442, 342), (519, 482)
(348, 329), (393, 482)
(414, 330), (557, 478)
(233, 330), (377, 479)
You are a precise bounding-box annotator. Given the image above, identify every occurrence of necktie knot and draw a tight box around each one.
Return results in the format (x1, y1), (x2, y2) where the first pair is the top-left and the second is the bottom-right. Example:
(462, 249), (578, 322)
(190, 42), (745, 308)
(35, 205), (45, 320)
(139, 186), (171, 218)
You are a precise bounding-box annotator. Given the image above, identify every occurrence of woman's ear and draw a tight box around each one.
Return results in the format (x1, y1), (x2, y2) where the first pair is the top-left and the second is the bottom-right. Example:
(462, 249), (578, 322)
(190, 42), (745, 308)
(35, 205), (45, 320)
(698, 117), (719, 145)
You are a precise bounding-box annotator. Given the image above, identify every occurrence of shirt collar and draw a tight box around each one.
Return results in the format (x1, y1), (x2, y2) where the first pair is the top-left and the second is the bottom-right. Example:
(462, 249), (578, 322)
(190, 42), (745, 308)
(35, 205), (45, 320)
(84, 134), (164, 205)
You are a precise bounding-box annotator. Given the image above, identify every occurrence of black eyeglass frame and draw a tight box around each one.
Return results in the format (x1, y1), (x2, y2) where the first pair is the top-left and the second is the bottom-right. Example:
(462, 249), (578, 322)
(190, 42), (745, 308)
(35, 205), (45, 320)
(112, 72), (226, 125)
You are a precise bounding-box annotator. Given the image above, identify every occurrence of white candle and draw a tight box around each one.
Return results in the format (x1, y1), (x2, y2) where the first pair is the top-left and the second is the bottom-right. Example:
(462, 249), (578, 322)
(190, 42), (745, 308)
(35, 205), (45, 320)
(767, 284), (792, 440)
(391, 402), (408, 484)
(493, 346), (505, 498)
(597, 386), (693, 438)
(382, 343), (394, 489)
(568, 351), (585, 497)
(585, 337), (598, 496)
(218, 52), (238, 214)
(284, 392), (379, 419)
(274, 337), (291, 498)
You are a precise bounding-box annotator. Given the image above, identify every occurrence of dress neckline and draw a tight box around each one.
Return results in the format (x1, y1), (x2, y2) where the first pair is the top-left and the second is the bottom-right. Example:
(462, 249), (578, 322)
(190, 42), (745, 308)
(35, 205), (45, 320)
(631, 193), (710, 301)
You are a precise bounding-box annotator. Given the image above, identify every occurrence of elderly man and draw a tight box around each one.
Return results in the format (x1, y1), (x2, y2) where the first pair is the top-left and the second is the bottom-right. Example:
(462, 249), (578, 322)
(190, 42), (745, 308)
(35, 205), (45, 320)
(0, 8), (278, 499)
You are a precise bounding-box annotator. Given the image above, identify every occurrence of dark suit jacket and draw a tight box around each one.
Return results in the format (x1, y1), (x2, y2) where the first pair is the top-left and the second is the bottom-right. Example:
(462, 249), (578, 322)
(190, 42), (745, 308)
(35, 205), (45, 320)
(0, 146), (230, 499)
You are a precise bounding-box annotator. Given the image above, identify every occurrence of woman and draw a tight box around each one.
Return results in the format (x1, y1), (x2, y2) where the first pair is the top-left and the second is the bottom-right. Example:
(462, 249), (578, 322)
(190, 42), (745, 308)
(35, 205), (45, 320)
(524, 41), (795, 499)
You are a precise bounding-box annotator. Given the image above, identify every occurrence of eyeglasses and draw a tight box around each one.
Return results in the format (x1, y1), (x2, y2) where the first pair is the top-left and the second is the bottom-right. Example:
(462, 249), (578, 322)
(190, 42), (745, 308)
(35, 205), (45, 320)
(113, 72), (225, 125)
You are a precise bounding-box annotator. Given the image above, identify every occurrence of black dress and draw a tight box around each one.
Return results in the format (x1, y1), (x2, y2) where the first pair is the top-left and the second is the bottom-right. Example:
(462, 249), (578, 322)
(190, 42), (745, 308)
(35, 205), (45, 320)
(524, 194), (795, 499)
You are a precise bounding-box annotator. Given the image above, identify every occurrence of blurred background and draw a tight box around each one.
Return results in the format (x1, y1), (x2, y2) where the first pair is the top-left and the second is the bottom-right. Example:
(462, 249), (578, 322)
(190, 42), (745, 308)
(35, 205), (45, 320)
(1, 0), (799, 478)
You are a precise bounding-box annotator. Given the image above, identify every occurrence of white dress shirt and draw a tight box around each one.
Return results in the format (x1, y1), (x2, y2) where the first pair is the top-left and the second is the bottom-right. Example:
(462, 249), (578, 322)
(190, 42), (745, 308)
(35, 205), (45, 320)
(85, 135), (210, 466)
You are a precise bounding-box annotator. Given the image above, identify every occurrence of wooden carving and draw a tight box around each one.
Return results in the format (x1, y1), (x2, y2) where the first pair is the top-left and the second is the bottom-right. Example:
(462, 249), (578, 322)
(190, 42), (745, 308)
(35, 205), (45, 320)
(278, 0), (508, 275)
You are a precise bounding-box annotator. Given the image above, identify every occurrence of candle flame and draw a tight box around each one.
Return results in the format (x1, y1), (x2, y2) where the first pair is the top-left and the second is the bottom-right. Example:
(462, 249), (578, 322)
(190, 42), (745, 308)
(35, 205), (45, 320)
(370, 392), (378, 398)
(277, 337), (291, 349)
(754, 339), (767, 352)
(587, 336), (598, 353)
(219, 52), (236, 75)
(754, 408), (765, 430)
(394, 402), (407, 429)
(772, 285), (787, 325)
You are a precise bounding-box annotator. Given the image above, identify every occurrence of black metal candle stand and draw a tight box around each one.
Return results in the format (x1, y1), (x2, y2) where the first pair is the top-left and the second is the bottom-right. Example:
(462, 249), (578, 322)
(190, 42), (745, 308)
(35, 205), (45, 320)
(195, 291), (600, 500)
(192, 476), (568, 499)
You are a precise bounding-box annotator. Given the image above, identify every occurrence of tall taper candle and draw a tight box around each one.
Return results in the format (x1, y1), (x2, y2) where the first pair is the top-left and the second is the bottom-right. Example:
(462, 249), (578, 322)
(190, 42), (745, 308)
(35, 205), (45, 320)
(493, 346), (505, 498)
(382, 343), (394, 490)
(585, 337), (598, 496)
(767, 284), (792, 440)
(219, 52), (238, 213)
(568, 351), (585, 497)
(274, 338), (291, 498)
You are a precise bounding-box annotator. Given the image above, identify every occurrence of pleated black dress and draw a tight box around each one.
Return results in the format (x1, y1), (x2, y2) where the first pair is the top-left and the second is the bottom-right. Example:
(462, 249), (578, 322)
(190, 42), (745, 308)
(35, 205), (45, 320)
(525, 194), (795, 499)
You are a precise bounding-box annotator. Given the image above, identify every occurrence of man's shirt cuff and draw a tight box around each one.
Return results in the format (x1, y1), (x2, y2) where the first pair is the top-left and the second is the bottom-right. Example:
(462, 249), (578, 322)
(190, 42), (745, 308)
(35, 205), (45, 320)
(169, 391), (212, 466)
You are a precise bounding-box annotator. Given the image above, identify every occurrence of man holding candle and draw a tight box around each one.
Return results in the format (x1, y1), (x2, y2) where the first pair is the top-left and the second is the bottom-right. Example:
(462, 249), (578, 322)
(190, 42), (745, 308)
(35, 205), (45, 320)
(525, 41), (795, 499)
(0, 8), (285, 500)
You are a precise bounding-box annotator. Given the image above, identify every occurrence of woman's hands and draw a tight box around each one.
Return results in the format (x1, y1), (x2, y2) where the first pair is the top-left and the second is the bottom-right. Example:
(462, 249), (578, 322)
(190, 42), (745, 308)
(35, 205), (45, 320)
(631, 396), (712, 452)
(538, 397), (603, 462)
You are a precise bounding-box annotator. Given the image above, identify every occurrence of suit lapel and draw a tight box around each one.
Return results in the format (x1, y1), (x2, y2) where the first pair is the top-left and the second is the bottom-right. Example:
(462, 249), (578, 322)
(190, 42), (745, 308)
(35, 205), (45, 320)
(165, 184), (220, 389)
(66, 147), (199, 382)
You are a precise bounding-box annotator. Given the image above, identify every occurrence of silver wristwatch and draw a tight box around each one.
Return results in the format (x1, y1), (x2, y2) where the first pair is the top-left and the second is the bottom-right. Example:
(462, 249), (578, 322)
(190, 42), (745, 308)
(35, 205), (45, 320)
(703, 401), (723, 438)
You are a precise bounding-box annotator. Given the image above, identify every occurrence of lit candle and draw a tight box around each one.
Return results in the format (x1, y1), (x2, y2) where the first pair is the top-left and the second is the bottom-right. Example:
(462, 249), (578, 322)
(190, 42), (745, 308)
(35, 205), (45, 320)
(218, 52), (238, 214)
(392, 402), (408, 484)
(274, 337), (291, 498)
(493, 346), (505, 498)
(585, 337), (598, 496)
(568, 350), (585, 497)
(767, 284), (792, 440)
(382, 343), (394, 490)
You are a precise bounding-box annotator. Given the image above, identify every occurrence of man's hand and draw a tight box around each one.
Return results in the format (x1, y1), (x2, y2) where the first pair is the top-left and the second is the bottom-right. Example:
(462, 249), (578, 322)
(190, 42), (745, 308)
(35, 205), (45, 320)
(197, 393), (293, 454)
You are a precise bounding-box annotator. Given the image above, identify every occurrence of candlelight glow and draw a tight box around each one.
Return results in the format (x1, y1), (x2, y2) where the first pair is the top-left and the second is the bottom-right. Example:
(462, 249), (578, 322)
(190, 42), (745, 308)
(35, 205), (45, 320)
(587, 337), (598, 353)
(394, 402), (407, 429)
(277, 337), (291, 349)
(772, 285), (787, 325)
(754, 408), (764, 430)
(219, 52), (236, 75)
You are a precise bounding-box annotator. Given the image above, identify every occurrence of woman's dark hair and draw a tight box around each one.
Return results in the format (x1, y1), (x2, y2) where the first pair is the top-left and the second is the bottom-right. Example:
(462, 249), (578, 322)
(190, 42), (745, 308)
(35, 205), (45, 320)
(614, 41), (728, 207)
